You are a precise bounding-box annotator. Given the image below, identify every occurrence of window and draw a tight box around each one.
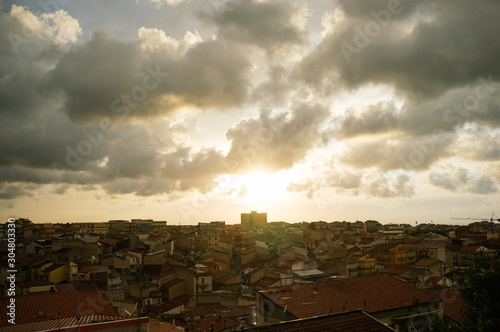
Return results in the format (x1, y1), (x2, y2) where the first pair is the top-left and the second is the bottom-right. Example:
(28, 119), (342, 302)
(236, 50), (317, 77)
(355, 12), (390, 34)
(263, 301), (270, 323)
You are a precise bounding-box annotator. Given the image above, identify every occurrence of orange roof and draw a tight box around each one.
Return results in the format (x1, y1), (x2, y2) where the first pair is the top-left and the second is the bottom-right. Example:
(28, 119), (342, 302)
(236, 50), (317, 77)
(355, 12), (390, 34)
(414, 259), (440, 267)
(183, 316), (238, 332)
(380, 267), (408, 275)
(425, 276), (443, 284)
(0, 289), (120, 327)
(253, 277), (280, 287)
(430, 288), (463, 321)
(259, 274), (435, 319)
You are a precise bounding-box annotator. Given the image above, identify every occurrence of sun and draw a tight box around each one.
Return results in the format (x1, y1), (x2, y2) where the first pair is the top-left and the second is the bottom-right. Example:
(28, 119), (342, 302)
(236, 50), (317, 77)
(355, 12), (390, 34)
(218, 171), (291, 205)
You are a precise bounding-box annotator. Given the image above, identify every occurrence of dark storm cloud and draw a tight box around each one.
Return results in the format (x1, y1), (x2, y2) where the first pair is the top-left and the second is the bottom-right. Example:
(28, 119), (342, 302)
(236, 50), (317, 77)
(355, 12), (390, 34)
(197, 0), (307, 52)
(298, 0), (500, 100)
(46, 30), (252, 123)
(225, 103), (330, 172)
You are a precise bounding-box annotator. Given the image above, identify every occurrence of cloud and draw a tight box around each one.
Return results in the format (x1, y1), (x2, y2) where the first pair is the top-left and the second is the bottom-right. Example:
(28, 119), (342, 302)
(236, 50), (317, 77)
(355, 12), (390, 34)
(338, 101), (400, 138)
(456, 129), (500, 161)
(197, 0), (308, 53)
(429, 165), (497, 194)
(225, 103), (330, 172)
(297, 0), (500, 100)
(149, 0), (186, 8)
(45, 28), (252, 123)
(428, 167), (468, 192)
(340, 133), (455, 171)
(365, 173), (415, 198)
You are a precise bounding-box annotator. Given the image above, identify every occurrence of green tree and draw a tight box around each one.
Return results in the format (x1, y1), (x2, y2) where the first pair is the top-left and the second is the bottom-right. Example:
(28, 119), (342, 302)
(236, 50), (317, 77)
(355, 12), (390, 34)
(434, 254), (500, 332)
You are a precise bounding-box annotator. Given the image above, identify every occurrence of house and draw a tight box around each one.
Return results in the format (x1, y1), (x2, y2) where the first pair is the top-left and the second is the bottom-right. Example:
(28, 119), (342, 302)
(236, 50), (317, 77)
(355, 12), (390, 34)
(148, 300), (185, 320)
(346, 254), (376, 276)
(29, 260), (54, 281)
(256, 274), (442, 331)
(248, 309), (396, 332)
(183, 315), (239, 332)
(160, 277), (187, 301)
(16, 280), (56, 295)
(39, 263), (66, 284)
(370, 243), (407, 267)
(458, 245), (496, 266)
(0, 289), (119, 328)
(409, 259), (444, 280)
(77, 265), (109, 288)
(213, 273), (242, 292)
(424, 276), (453, 287)
(402, 243), (446, 262)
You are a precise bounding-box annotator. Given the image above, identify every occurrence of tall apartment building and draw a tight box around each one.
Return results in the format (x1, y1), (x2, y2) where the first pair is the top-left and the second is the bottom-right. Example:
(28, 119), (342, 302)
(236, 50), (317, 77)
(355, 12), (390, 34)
(241, 211), (267, 229)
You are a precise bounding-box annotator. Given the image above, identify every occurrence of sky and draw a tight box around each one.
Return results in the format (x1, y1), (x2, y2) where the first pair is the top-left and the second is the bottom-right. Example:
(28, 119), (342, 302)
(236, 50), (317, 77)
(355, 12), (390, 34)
(1, 0), (500, 225)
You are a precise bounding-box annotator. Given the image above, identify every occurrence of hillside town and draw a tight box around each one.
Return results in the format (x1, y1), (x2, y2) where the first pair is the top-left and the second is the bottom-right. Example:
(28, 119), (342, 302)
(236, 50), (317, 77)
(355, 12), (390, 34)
(1, 211), (499, 331)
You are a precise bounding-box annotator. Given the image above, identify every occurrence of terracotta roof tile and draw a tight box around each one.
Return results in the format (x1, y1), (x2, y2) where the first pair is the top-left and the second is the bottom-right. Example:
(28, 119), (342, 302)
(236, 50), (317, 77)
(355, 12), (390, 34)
(259, 274), (435, 319)
(149, 300), (184, 314)
(0, 289), (120, 327)
(253, 277), (280, 287)
(380, 267), (408, 275)
(425, 276), (443, 284)
(414, 259), (440, 267)
(183, 316), (238, 332)
(430, 288), (463, 321)
(248, 310), (395, 332)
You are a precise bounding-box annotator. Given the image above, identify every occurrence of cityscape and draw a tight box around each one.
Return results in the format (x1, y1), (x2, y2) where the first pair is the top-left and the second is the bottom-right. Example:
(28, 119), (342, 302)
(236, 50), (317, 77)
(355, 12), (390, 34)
(1, 213), (499, 331)
(2, 0), (500, 331)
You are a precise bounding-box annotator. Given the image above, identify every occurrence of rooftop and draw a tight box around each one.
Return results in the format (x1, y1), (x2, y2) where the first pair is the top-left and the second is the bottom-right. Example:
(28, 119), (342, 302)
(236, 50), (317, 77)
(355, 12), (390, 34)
(252, 277), (280, 287)
(248, 310), (396, 332)
(0, 289), (120, 327)
(258, 274), (435, 319)
(414, 259), (440, 267)
(17, 280), (54, 288)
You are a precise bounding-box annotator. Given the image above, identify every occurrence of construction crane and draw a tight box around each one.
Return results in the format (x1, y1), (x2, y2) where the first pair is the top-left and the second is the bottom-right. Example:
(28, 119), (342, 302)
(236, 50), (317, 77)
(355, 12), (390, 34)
(451, 212), (500, 222)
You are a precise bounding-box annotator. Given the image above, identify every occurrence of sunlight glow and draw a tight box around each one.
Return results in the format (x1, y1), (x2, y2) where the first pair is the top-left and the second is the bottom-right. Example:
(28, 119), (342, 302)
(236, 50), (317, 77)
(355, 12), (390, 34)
(216, 171), (292, 205)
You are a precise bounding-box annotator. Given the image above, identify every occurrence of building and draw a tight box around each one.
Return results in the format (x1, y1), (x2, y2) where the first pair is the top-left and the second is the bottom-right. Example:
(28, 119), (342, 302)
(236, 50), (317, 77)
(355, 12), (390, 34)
(241, 211), (267, 229)
(248, 309), (396, 332)
(0, 289), (120, 329)
(256, 274), (442, 331)
(370, 243), (407, 268)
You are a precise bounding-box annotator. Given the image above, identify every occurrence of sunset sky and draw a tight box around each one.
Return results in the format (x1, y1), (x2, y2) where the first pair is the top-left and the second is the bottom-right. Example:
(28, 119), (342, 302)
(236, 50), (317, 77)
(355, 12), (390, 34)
(1, 0), (500, 225)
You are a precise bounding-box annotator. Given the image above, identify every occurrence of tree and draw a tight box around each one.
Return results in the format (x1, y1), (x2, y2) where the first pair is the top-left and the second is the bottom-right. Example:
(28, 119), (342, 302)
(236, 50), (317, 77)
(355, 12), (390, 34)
(434, 254), (500, 332)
